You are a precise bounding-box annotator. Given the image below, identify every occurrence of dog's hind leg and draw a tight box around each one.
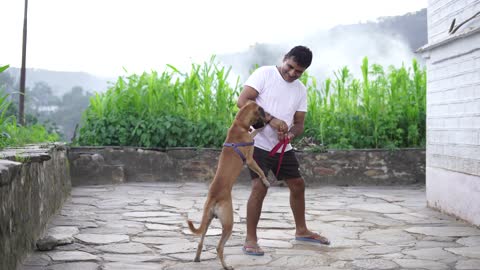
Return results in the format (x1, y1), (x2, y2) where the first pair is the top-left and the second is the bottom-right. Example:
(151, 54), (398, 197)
(194, 212), (214, 262)
(216, 201), (234, 270)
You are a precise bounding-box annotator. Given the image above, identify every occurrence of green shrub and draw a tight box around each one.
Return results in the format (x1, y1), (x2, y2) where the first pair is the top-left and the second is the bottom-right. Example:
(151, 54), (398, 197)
(303, 57), (426, 149)
(0, 64), (59, 149)
(77, 57), (426, 149)
(78, 57), (239, 148)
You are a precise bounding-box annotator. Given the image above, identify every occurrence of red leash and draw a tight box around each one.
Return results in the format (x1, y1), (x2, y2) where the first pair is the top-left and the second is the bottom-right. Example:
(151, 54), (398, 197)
(269, 137), (290, 177)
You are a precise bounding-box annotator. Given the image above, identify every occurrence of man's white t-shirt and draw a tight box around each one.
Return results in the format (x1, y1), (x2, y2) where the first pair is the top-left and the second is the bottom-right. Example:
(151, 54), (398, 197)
(244, 66), (308, 153)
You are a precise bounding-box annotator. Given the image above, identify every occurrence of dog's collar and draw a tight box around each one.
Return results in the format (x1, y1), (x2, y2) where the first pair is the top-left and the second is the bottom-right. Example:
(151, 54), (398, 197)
(223, 141), (254, 164)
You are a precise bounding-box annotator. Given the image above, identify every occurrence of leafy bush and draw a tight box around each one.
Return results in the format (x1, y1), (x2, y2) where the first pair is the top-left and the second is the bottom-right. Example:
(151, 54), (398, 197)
(0, 64), (59, 149)
(303, 57), (426, 149)
(78, 57), (239, 148)
(77, 57), (426, 149)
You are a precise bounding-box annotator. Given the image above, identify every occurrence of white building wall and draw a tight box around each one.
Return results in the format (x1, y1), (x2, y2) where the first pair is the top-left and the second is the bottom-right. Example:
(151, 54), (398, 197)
(424, 0), (480, 226)
(428, 0), (480, 43)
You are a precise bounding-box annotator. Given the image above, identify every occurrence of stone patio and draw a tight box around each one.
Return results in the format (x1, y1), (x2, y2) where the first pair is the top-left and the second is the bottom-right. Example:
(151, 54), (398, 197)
(18, 182), (480, 270)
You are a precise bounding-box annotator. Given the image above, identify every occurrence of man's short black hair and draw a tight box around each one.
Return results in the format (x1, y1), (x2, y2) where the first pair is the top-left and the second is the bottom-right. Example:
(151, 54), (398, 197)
(284, 46), (313, 68)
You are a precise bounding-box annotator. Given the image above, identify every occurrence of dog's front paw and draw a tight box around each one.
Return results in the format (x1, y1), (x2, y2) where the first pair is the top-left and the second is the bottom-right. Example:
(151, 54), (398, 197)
(262, 178), (270, 188)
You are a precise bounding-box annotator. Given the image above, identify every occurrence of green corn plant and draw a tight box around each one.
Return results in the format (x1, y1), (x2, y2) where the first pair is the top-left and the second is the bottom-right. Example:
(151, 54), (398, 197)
(77, 56), (426, 149)
(303, 57), (426, 149)
(78, 56), (240, 148)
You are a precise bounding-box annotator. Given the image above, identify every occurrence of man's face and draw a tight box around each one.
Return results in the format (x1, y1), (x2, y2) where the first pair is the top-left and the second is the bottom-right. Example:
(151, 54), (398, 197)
(279, 57), (307, 82)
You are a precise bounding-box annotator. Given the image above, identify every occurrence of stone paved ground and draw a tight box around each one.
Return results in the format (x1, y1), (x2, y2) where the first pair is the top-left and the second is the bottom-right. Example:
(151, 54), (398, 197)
(19, 182), (480, 270)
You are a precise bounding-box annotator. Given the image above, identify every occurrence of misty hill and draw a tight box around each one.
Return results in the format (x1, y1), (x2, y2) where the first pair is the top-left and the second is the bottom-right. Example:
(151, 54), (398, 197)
(219, 8), (427, 81)
(6, 67), (113, 97)
(330, 8), (427, 52)
(5, 9), (427, 97)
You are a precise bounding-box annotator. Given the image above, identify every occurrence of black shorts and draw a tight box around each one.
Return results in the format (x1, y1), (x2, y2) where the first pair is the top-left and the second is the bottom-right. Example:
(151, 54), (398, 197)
(249, 147), (302, 181)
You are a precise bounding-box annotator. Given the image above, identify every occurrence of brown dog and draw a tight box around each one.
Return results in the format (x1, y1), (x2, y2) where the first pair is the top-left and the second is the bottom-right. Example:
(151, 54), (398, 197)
(187, 100), (270, 270)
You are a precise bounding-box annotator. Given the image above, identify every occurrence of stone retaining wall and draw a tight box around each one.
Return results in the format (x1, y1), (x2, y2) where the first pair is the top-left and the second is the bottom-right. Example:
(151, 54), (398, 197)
(68, 147), (425, 186)
(0, 144), (71, 270)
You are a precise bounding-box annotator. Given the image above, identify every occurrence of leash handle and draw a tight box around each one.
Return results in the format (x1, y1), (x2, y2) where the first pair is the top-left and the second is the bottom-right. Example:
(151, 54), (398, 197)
(269, 137), (290, 177)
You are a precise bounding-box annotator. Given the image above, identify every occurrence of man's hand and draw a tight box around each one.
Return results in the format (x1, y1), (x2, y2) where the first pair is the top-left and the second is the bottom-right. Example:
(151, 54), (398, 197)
(270, 118), (289, 140)
(277, 131), (295, 141)
(270, 118), (288, 133)
(270, 118), (288, 132)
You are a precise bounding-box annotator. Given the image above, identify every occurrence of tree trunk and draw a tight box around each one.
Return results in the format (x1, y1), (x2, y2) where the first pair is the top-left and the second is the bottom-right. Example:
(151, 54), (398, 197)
(19, 0), (28, 126)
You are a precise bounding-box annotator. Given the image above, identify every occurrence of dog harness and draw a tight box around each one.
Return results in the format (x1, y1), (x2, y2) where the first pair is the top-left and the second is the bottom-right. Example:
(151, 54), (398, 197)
(269, 137), (290, 177)
(223, 141), (254, 164)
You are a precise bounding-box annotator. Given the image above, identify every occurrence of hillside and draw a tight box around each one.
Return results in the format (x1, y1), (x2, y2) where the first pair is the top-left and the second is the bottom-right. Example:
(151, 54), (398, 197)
(4, 9), (426, 97)
(6, 68), (113, 97)
(330, 8), (427, 52)
(219, 9), (427, 81)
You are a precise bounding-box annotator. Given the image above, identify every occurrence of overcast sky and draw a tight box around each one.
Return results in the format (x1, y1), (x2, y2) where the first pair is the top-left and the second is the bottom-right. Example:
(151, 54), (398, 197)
(0, 0), (427, 77)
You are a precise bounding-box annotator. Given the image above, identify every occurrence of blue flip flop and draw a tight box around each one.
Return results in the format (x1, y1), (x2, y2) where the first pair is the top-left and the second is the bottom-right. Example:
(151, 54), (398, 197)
(295, 233), (330, 245)
(242, 245), (265, 256)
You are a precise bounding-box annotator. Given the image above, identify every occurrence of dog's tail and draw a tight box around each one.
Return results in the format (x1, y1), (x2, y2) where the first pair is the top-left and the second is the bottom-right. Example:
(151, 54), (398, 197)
(187, 200), (214, 235)
(187, 219), (203, 235)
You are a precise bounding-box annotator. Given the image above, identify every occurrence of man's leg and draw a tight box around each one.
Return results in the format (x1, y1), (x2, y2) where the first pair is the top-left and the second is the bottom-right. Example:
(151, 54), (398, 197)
(286, 177), (330, 244)
(244, 177), (268, 254)
(286, 177), (308, 233)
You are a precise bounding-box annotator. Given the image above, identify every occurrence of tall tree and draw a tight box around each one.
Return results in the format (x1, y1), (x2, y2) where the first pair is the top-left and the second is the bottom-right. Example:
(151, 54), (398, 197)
(19, 0), (28, 126)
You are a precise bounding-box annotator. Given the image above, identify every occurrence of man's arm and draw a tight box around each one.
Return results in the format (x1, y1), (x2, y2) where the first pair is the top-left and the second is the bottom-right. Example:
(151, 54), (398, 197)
(287, 111), (306, 140)
(237, 86), (258, 108)
(238, 85), (284, 130)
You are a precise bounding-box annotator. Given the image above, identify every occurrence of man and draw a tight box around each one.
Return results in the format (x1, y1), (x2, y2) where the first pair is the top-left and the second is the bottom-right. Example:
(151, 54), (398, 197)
(237, 45), (330, 256)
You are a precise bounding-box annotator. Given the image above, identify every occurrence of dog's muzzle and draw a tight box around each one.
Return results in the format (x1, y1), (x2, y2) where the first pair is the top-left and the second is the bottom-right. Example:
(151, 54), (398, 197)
(252, 106), (267, 129)
(252, 120), (266, 129)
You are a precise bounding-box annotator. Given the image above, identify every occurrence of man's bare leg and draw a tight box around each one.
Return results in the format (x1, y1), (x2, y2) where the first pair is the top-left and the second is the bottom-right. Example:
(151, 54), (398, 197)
(286, 177), (308, 233)
(286, 177), (330, 244)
